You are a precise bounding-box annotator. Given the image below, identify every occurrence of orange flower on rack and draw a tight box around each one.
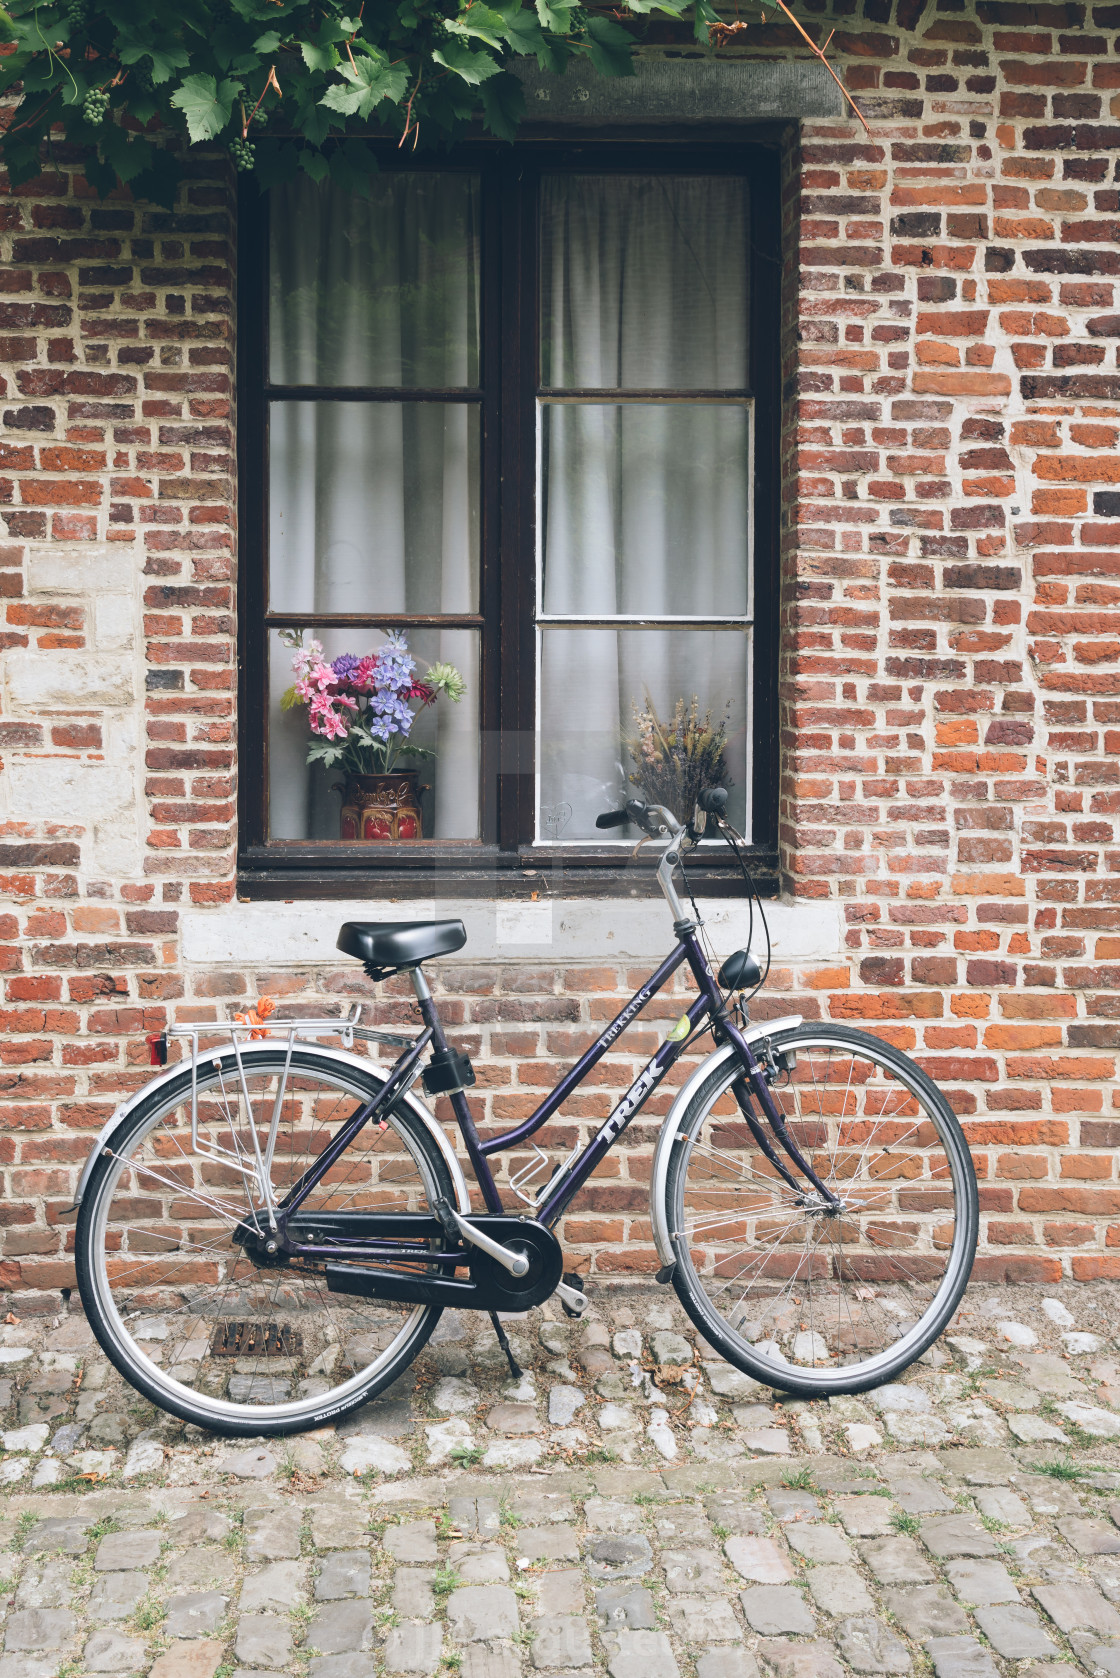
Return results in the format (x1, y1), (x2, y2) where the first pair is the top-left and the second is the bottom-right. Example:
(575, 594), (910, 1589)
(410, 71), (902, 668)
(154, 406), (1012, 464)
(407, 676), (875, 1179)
(234, 995), (276, 1039)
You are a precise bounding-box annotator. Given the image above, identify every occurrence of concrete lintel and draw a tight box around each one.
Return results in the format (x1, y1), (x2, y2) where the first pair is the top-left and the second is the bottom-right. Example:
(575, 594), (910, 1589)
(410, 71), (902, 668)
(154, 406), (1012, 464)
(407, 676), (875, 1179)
(513, 56), (844, 125)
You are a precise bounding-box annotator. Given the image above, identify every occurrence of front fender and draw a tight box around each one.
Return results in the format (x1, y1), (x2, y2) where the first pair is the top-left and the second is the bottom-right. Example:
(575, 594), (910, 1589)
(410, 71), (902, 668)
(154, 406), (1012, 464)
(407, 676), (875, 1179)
(70, 1040), (472, 1215)
(649, 1015), (803, 1267)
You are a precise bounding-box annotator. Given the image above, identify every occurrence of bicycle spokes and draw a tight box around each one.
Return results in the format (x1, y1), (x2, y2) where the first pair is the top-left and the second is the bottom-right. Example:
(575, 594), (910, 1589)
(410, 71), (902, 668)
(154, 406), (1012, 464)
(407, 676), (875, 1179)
(671, 1029), (973, 1385)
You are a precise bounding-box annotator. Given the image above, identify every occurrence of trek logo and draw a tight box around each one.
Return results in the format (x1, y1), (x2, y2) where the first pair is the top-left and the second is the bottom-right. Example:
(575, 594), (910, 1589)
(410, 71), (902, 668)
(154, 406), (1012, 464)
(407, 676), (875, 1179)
(597, 1060), (664, 1147)
(596, 987), (652, 1051)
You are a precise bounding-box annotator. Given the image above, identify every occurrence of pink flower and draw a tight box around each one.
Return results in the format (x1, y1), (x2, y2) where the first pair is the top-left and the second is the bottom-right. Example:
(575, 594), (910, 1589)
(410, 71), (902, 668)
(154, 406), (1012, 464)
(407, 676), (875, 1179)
(290, 637), (324, 680)
(308, 691), (357, 741)
(295, 659), (340, 705)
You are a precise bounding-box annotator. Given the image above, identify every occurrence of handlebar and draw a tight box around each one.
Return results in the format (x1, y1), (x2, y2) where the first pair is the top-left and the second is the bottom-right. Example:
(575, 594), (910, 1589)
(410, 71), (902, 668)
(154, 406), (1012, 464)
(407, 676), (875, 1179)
(595, 785), (736, 930)
(596, 788), (727, 836)
(595, 798), (679, 838)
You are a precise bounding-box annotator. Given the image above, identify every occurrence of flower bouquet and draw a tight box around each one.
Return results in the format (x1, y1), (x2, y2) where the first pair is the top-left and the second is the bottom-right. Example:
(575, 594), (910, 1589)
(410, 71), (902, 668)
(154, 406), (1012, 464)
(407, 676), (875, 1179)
(625, 693), (730, 824)
(280, 629), (465, 840)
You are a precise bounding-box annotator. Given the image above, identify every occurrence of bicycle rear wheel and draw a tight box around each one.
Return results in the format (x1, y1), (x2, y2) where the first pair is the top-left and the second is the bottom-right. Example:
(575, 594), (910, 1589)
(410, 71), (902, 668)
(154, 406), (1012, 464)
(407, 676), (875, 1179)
(665, 1023), (977, 1395)
(75, 1047), (457, 1436)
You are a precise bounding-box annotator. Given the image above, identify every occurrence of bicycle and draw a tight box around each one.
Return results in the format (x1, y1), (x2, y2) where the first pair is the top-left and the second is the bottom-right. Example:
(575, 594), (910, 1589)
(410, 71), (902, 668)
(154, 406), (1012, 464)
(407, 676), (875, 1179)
(71, 790), (978, 1436)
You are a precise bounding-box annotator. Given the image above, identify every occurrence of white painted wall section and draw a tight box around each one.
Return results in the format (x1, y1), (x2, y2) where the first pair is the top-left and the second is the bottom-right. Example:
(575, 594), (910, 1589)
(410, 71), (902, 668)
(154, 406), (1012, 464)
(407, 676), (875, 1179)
(182, 896), (844, 968)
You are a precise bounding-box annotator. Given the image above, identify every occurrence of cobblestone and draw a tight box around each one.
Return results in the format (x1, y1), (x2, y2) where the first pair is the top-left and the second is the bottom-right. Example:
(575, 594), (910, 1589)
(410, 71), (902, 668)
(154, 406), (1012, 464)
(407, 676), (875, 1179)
(883, 1586), (969, 1640)
(972, 1605), (1058, 1659)
(83, 1627), (149, 1670)
(236, 1614), (293, 1667)
(316, 1550), (371, 1598)
(165, 1591), (227, 1638)
(384, 1619), (442, 1673)
(94, 1528), (161, 1569)
(834, 1617), (911, 1673)
(740, 1585), (817, 1636)
(305, 1600), (375, 1655)
(1, 1283), (1120, 1676)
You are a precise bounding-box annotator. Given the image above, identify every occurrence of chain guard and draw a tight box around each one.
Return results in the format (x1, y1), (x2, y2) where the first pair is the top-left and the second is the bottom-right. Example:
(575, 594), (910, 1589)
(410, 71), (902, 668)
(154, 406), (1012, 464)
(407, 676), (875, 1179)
(324, 1217), (563, 1313)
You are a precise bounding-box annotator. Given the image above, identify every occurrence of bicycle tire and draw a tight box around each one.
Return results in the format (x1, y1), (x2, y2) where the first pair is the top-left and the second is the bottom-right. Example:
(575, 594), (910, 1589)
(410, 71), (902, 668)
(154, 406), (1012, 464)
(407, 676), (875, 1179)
(664, 1022), (978, 1396)
(75, 1046), (456, 1436)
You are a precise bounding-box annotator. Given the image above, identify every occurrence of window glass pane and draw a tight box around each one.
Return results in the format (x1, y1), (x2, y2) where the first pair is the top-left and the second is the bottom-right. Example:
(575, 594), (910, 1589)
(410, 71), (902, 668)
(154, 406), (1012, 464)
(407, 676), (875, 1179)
(269, 401), (479, 615)
(270, 173), (480, 388)
(540, 175), (749, 392)
(538, 627), (749, 841)
(268, 627), (480, 841)
(540, 404), (749, 618)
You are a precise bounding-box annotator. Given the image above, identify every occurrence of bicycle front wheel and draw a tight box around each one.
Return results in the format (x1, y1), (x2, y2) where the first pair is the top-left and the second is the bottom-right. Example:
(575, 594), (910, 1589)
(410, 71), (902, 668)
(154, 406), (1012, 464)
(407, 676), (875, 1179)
(75, 1047), (457, 1436)
(665, 1024), (978, 1395)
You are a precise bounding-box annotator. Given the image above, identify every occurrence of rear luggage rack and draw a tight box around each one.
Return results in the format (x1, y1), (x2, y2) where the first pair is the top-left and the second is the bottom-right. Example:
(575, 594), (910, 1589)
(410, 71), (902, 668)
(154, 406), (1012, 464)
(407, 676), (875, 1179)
(154, 1006), (422, 1231)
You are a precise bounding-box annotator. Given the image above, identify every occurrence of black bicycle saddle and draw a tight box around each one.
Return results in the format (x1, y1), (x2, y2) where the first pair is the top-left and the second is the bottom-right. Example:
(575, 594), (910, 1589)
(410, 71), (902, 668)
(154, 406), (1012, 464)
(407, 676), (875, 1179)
(337, 919), (466, 971)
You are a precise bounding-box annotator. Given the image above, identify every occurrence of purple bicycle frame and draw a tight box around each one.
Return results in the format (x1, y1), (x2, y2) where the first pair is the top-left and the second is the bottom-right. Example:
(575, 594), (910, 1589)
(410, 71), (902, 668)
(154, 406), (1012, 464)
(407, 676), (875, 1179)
(271, 926), (834, 1267)
(436, 926), (831, 1227)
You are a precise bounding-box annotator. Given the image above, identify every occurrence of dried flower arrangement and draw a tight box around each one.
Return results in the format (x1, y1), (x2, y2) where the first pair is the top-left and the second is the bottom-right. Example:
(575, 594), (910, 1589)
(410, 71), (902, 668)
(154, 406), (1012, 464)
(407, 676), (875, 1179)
(625, 693), (730, 823)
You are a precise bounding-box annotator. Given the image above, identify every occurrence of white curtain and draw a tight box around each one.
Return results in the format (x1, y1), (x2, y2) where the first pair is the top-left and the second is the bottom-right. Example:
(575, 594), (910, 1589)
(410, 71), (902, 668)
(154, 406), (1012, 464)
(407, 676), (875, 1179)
(538, 175), (752, 840)
(267, 173), (481, 840)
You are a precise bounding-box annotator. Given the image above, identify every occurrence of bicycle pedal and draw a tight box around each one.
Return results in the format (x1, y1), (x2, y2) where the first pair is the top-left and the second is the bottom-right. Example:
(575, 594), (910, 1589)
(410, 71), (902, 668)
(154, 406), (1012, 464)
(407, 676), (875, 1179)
(557, 1273), (588, 1318)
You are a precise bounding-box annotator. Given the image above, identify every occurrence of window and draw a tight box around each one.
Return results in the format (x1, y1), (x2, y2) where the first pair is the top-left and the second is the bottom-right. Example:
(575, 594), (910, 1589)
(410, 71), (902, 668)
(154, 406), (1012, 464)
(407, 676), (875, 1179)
(238, 143), (779, 895)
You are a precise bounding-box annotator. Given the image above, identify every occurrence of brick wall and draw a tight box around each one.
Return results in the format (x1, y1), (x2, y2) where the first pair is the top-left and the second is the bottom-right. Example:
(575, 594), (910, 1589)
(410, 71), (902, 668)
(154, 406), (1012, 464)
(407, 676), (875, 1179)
(777, 0), (1120, 1285)
(2, 2), (1120, 1303)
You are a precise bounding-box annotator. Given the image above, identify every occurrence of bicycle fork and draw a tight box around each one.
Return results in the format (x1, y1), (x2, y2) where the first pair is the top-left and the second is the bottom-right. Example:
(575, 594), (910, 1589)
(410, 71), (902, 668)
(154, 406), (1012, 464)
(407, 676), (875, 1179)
(721, 1018), (842, 1211)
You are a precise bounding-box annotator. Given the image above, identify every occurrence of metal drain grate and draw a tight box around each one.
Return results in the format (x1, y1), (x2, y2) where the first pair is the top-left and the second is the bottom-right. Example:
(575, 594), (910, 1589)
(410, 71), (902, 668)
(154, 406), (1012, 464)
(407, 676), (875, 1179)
(208, 1321), (303, 1358)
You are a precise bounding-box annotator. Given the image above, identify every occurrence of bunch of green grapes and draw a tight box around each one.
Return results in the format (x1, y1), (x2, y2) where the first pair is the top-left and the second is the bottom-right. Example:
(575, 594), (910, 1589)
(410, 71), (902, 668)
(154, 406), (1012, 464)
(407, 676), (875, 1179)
(83, 88), (110, 125)
(229, 137), (256, 172)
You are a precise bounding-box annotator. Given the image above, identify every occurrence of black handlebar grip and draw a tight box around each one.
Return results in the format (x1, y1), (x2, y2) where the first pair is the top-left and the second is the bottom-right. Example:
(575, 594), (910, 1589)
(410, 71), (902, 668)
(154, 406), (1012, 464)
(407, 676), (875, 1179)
(595, 809), (630, 829)
(698, 787), (729, 814)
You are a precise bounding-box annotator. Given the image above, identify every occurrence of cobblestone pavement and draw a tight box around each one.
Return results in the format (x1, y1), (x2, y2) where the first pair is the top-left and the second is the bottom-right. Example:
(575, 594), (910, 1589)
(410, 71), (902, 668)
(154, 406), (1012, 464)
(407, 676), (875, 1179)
(3, 1281), (1120, 1678)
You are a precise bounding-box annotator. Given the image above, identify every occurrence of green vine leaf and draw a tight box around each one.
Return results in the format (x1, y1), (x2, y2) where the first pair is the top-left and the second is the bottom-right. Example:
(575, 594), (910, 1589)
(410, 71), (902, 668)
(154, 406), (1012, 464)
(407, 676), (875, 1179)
(299, 147), (331, 181)
(585, 15), (635, 76)
(117, 32), (190, 84)
(301, 39), (338, 72)
(432, 36), (502, 84)
(691, 0), (719, 40)
(444, 4), (510, 50)
(320, 53), (409, 118)
(534, 0), (576, 31)
(169, 72), (243, 141)
(480, 71), (525, 139)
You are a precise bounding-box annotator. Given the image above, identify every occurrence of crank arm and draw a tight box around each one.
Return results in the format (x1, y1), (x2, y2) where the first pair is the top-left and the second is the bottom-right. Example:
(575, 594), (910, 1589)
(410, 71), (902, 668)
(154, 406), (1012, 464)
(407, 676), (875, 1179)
(557, 1279), (587, 1314)
(449, 1209), (529, 1278)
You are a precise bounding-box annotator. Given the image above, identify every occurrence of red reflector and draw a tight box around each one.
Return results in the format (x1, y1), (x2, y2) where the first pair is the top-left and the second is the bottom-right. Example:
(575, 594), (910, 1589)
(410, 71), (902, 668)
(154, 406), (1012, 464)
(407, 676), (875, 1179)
(147, 1033), (167, 1067)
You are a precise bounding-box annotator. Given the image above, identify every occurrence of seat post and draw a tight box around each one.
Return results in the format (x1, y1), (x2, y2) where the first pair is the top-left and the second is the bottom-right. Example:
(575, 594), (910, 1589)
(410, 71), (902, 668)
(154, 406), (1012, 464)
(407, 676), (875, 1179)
(408, 965), (445, 1045)
(409, 964), (453, 1058)
(408, 964), (503, 1214)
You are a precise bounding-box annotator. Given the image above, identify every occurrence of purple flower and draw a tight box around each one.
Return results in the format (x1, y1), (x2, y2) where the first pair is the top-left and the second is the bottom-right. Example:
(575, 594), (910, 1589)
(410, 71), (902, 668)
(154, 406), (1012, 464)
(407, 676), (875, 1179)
(368, 687), (414, 742)
(331, 652), (362, 681)
(374, 632), (415, 687)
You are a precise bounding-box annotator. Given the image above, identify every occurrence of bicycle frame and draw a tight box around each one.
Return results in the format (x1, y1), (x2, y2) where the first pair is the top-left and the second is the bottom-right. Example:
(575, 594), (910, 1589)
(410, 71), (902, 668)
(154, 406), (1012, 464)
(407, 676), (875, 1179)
(266, 921), (837, 1271)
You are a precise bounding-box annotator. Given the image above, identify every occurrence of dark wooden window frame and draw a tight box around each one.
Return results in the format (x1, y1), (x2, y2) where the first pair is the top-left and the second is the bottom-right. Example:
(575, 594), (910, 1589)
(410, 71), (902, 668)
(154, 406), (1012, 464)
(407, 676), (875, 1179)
(237, 136), (781, 900)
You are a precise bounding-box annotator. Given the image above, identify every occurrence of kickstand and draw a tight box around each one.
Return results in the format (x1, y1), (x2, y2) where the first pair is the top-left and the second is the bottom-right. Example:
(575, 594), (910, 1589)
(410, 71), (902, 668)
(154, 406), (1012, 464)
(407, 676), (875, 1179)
(488, 1311), (523, 1380)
